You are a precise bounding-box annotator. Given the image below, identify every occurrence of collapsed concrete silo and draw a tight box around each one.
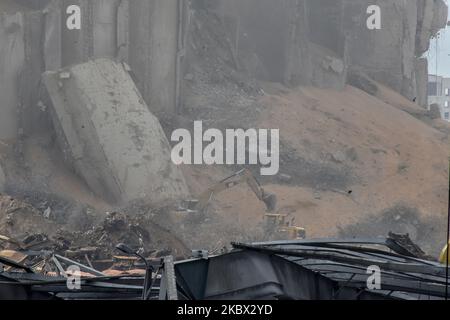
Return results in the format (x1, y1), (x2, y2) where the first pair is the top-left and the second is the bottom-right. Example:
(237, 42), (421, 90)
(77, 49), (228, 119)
(43, 58), (189, 205)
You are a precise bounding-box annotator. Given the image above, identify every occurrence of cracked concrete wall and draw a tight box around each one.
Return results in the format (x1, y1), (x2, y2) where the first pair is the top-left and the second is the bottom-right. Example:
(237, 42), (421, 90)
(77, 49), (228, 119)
(60, 0), (90, 66)
(283, 0), (311, 86)
(43, 59), (188, 204)
(92, 0), (120, 57)
(2, 0), (447, 139)
(209, 0), (302, 84)
(59, 0), (119, 64)
(307, 0), (346, 57)
(210, 0), (447, 97)
(214, 0), (298, 83)
(0, 4), (47, 142)
(1, 0), (186, 206)
(210, 0), (347, 88)
(306, 0), (347, 89)
(344, 0), (418, 98)
(43, 2), (62, 71)
(416, 0), (448, 56)
(1, 0), (181, 138)
(21, 10), (46, 135)
(344, 0), (447, 103)
(415, 57), (428, 107)
(57, 0), (180, 116)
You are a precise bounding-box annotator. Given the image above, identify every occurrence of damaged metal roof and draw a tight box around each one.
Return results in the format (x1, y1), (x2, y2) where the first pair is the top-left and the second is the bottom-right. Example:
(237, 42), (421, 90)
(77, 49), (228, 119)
(1, 236), (449, 300)
(174, 237), (450, 300)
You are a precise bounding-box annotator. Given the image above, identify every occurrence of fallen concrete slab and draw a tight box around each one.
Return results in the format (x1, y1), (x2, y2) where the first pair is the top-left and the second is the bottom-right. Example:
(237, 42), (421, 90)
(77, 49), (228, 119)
(43, 58), (188, 204)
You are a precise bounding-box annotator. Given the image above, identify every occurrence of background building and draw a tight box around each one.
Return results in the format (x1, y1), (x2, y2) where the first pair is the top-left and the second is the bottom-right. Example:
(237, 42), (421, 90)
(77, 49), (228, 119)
(428, 74), (450, 121)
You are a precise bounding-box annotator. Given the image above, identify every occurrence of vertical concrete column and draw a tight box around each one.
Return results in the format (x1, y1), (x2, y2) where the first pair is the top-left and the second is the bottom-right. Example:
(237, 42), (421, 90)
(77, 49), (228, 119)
(415, 58), (428, 108)
(129, 0), (179, 115)
(0, 11), (25, 142)
(117, 0), (129, 61)
(284, 0), (311, 86)
(0, 6), (49, 141)
(20, 10), (46, 134)
(61, 0), (94, 66)
(93, 0), (120, 58)
(44, 1), (62, 71)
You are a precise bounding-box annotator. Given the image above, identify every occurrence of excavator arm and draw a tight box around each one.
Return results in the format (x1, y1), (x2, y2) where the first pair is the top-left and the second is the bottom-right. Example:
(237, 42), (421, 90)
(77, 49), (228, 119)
(193, 169), (277, 214)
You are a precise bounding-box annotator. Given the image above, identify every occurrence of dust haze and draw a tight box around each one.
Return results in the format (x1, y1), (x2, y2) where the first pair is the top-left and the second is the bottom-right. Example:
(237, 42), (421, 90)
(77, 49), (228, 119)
(0, 0), (449, 294)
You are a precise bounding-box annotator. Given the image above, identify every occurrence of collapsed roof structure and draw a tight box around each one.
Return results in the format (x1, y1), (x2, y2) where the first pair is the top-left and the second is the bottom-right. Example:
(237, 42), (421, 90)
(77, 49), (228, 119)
(1, 236), (450, 300)
(175, 238), (450, 300)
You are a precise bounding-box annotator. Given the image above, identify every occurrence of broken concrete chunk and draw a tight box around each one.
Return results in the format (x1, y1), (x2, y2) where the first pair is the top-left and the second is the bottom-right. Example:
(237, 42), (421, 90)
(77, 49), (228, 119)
(43, 207), (52, 219)
(279, 173), (292, 183)
(58, 71), (71, 79)
(347, 70), (379, 96)
(330, 151), (346, 164)
(309, 44), (347, 90)
(324, 56), (344, 74)
(43, 58), (188, 205)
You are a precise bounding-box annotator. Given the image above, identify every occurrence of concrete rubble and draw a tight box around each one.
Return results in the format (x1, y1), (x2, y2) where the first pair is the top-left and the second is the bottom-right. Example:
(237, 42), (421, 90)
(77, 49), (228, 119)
(0, 7), (26, 142)
(43, 59), (188, 204)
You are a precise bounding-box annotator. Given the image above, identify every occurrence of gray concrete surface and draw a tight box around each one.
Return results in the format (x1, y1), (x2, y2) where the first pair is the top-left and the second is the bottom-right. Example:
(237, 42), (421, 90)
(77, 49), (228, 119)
(0, 4), (48, 141)
(415, 58), (428, 107)
(207, 0), (449, 96)
(43, 58), (188, 205)
(344, 0), (447, 100)
(213, 0), (312, 85)
(129, 0), (179, 115)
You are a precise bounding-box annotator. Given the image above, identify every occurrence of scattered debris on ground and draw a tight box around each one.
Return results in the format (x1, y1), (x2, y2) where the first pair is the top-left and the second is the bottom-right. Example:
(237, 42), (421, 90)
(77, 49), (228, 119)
(0, 195), (190, 272)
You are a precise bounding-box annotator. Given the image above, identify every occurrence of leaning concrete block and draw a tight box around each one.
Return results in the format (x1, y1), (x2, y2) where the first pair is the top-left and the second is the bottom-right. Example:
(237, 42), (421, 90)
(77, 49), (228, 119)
(43, 58), (188, 204)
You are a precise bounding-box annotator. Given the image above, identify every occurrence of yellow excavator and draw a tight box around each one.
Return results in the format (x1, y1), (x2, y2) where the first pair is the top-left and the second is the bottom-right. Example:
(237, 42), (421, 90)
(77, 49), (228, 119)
(181, 168), (305, 240)
(440, 159), (450, 265)
(263, 213), (306, 240)
(184, 168), (277, 214)
(439, 244), (450, 264)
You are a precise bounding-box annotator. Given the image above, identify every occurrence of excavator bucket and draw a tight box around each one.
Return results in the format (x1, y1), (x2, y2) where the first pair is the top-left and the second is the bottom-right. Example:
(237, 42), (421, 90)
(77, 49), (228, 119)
(262, 192), (277, 213)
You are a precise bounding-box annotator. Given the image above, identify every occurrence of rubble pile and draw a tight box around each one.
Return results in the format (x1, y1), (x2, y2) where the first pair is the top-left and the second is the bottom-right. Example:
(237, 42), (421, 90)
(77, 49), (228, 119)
(0, 195), (189, 271)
